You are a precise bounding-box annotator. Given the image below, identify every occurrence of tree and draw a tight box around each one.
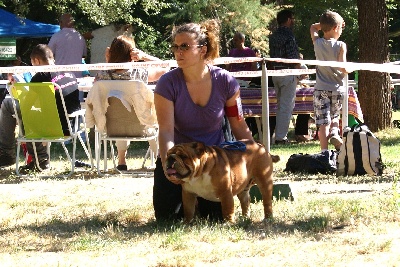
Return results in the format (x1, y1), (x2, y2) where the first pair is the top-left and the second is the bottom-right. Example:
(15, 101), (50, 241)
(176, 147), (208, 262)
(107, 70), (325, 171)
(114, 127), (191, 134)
(165, 0), (275, 56)
(357, 0), (391, 131)
(1, 0), (172, 59)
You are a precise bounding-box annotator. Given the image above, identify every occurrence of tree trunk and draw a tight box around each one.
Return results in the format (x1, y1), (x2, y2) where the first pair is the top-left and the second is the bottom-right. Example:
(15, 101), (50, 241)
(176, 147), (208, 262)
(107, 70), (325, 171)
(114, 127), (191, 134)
(357, 0), (391, 131)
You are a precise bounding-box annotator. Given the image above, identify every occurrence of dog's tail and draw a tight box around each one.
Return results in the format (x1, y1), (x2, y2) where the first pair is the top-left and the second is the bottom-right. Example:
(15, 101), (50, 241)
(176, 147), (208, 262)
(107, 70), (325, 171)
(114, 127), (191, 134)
(270, 154), (280, 163)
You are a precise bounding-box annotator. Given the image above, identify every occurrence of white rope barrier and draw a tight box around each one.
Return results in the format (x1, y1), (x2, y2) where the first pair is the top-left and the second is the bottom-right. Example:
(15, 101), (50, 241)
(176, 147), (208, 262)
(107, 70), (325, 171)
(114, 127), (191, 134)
(1, 56), (398, 74)
(1, 56), (391, 148)
(231, 68), (316, 78)
(0, 61), (172, 74)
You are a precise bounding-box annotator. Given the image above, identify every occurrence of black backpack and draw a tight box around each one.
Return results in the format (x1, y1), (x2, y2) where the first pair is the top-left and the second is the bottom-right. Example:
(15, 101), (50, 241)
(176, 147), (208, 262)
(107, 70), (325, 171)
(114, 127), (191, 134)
(285, 150), (337, 175)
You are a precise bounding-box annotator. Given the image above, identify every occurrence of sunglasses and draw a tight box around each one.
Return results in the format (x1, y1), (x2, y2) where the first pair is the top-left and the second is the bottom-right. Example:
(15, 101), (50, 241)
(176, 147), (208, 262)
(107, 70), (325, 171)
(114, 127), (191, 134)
(170, 43), (204, 52)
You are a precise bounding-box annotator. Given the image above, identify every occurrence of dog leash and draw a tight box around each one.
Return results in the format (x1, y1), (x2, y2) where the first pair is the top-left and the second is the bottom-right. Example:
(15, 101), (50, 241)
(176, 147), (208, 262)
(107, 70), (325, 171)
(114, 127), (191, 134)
(218, 141), (247, 152)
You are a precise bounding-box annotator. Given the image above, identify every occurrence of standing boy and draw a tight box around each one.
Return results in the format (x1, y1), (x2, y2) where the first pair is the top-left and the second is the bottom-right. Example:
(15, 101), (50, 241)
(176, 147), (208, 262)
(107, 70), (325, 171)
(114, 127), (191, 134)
(310, 11), (349, 151)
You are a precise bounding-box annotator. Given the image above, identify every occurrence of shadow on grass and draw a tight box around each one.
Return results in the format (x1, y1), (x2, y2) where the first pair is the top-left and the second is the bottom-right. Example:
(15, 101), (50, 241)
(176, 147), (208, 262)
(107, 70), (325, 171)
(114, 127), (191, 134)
(0, 141), (151, 184)
(274, 170), (396, 183)
(0, 209), (338, 253)
(379, 133), (400, 146)
(0, 166), (100, 184)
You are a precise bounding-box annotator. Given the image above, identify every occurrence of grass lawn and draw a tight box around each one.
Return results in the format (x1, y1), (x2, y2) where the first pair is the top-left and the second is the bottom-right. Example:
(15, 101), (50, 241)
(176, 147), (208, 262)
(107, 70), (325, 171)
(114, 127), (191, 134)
(0, 128), (399, 267)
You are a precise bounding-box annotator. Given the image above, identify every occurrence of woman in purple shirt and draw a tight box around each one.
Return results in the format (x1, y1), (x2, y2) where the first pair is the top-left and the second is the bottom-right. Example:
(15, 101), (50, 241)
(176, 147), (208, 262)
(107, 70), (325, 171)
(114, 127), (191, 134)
(153, 20), (253, 222)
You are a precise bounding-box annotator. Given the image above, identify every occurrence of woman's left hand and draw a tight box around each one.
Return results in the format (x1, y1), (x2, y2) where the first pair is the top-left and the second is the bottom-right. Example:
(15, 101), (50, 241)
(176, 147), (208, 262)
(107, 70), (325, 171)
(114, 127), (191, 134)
(130, 49), (142, 62)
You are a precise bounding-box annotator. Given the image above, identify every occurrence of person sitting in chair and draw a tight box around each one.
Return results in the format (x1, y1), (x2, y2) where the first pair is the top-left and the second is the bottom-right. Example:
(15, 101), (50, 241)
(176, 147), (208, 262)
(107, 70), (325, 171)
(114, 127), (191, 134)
(93, 35), (168, 171)
(0, 44), (80, 173)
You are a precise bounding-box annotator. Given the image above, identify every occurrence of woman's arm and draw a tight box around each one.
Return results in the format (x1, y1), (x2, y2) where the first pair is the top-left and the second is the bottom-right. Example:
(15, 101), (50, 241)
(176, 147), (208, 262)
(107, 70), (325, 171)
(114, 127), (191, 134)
(131, 48), (159, 62)
(154, 93), (174, 164)
(225, 90), (254, 141)
(131, 49), (169, 82)
(154, 93), (184, 184)
(148, 68), (169, 83)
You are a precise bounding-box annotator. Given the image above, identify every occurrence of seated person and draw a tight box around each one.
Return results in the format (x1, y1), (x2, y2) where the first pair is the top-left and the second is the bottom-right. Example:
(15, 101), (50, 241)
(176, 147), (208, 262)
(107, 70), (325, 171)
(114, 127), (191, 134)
(92, 35), (168, 171)
(0, 44), (80, 173)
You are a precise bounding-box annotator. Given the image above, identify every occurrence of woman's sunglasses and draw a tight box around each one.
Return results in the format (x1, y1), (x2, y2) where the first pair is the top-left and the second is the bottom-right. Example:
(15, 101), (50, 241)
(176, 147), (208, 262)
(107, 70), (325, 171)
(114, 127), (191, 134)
(170, 43), (204, 52)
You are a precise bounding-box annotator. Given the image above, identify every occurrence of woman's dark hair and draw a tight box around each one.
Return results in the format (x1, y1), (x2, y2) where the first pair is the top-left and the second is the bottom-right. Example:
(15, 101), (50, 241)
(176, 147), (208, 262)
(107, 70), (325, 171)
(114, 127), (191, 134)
(108, 35), (135, 63)
(172, 19), (220, 60)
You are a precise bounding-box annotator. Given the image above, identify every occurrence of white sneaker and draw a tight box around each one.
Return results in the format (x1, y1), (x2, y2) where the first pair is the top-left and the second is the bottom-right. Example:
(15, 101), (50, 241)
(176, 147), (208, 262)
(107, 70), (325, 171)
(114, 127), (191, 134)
(329, 134), (343, 151)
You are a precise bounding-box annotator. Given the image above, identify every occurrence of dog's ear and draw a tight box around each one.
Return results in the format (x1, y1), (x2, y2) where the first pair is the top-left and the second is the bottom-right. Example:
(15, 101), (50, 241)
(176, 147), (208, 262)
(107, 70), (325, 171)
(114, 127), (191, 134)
(193, 142), (206, 155)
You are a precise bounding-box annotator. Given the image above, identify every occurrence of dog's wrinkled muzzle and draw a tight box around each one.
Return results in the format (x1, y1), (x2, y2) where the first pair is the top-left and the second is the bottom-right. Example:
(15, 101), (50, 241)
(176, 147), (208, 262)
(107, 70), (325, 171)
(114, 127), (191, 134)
(165, 154), (190, 179)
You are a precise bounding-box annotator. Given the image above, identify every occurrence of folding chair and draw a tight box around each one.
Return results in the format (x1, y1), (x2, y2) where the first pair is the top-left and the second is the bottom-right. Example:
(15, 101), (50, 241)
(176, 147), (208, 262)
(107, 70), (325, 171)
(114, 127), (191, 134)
(10, 82), (93, 177)
(85, 80), (158, 175)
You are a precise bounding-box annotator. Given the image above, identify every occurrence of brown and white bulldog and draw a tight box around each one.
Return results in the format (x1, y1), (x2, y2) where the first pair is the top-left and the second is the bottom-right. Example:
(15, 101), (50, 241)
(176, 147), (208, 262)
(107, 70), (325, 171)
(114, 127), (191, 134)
(165, 140), (280, 223)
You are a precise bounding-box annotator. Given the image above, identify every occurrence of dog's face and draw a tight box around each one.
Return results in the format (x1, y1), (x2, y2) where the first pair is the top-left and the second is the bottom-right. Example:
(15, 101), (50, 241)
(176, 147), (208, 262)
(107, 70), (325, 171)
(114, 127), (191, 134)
(165, 142), (207, 180)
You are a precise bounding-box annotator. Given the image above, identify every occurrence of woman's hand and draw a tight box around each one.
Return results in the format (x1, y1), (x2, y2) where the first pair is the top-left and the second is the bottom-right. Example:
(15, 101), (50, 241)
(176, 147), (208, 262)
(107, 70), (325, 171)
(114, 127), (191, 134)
(130, 48), (141, 62)
(131, 48), (160, 62)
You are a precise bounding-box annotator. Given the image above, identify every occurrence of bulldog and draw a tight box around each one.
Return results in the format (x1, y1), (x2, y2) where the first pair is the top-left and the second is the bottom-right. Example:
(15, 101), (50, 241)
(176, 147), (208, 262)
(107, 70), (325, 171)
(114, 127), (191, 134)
(165, 140), (280, 223)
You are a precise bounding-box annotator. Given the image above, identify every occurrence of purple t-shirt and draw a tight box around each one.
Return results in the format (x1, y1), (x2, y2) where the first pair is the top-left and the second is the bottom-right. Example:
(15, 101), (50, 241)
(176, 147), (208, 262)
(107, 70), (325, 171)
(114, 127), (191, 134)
(155, 65), (239, 146)
(228, 47), (256, 72)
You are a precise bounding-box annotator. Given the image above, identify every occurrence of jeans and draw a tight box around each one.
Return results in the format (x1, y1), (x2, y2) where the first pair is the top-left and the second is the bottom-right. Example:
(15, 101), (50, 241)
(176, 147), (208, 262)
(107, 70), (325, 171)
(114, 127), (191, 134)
(0, 98), (48, 160)
(271, 75), (297, 140)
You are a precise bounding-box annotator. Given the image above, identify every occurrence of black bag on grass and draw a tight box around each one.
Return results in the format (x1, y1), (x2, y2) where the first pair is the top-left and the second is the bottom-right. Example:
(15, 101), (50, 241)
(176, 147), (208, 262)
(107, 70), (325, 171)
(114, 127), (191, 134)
(285, 150), (337, 174)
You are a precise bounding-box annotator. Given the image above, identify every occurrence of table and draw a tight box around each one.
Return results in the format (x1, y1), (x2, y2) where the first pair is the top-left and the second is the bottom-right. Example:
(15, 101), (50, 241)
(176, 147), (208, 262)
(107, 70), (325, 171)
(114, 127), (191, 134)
(241, 86), (363, 121)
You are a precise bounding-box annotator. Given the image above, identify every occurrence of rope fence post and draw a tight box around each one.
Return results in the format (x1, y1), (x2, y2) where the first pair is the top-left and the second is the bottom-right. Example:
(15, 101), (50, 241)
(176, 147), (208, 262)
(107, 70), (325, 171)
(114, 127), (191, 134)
(261, 58), (270, 152)
(342, 74), (349, 132)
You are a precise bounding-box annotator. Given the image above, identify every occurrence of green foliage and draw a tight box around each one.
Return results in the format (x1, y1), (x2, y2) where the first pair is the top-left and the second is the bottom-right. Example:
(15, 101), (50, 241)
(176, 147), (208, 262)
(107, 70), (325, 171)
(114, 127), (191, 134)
(2, 0), (400, 62)
(165, 0), (276, 56)
(285, 0), (359, 61)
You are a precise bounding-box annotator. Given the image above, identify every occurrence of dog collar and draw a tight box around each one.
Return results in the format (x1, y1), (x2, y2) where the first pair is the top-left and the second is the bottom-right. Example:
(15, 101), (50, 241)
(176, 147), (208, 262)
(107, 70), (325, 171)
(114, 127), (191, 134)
(218, 141), (247, 151)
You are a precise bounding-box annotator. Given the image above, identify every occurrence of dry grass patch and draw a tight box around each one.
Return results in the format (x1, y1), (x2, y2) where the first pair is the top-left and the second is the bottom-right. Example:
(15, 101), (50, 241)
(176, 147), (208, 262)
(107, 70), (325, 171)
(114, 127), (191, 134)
(0, 129), (399, 266)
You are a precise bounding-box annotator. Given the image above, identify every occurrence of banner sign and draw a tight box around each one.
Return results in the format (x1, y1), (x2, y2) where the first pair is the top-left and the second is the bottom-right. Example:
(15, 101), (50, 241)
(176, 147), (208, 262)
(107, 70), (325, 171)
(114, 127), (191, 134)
(0, 38), (16, 60)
